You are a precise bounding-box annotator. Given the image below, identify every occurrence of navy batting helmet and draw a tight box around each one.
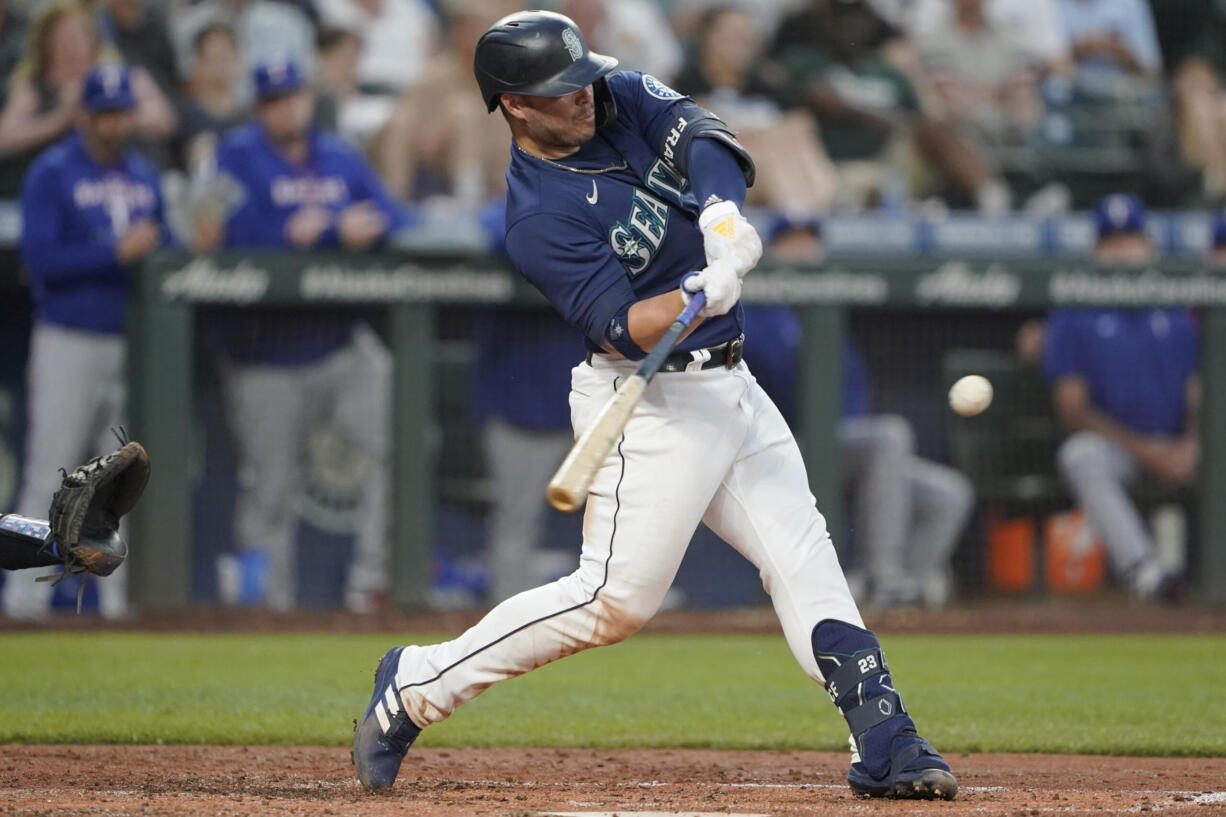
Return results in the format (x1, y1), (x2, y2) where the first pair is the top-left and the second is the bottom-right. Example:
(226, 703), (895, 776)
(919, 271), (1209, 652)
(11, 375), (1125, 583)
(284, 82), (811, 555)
(473, 10), (618, 122)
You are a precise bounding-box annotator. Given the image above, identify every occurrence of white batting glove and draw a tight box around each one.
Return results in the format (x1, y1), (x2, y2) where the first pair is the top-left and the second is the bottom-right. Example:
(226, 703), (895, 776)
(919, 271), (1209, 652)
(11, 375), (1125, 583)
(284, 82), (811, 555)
(680, 259), (741, 318)
(698, 200), (762, 279)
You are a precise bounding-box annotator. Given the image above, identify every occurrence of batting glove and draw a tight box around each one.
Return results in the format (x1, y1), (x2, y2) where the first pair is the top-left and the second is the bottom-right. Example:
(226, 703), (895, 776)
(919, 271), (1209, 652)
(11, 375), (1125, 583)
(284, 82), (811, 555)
(680, 259), (741, 317)
(698, 200), (762, 279)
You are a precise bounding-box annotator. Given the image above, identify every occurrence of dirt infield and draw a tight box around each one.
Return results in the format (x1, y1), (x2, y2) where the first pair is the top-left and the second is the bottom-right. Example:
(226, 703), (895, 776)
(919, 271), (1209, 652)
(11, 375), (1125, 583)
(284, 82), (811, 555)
(3, 745), (1224, 817)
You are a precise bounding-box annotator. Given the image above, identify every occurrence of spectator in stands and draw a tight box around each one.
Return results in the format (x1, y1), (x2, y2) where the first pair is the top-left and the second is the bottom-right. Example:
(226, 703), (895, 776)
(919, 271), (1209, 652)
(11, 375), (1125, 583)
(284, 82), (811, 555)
(371, 0), (514, 204)
(174, 20), (246, 173)
(172, 0), (317, 98)
(0, 1), (175, 196)
(769, 0), (1014, 212)
(312, 25), (361, 138)
(314, 0), (438, 96)
(95, 0), (179, 96)
(672, 5), (836, 238)
(914, 0), (1043, 153)
(742, 300), (975, 609)
(3, 64), (168, 620)
(1056, 0), (1162, 98)
(1152, 0), (1226, 202)
(1043, 193), (1196, 602)
(192, 57), (408, 612)
(880, 0), (1073, 78)
(0, 1), (29, 104)
(559, 0), (684, 84)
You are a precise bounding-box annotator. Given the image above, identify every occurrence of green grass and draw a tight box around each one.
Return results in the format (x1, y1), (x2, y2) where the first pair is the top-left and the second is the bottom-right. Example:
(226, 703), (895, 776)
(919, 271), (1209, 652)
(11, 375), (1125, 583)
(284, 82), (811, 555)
(0, 632), (1222, 755)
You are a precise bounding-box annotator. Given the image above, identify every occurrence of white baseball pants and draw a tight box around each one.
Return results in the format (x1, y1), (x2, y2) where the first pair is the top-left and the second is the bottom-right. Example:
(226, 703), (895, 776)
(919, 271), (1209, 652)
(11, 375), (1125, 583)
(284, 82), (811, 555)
(394, 357), (862, 728)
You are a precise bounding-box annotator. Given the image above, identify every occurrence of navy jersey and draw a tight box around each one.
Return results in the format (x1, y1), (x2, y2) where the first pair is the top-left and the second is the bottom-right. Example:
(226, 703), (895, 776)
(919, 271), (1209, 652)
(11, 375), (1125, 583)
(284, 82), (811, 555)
(1043, 307), (1200, 436)
(212, 122), (408, 365)
(504, 71), (744, 356)
(20, 132), (166, 334)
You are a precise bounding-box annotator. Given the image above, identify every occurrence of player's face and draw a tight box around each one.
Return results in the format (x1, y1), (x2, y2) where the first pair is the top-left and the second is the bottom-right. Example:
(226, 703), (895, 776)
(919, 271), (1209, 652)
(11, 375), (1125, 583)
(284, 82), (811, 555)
(514, 86), (598, 155)
(258, 90), (315, 146)
(85, 109), (135, 157)
(1095, 233), (1154, 263)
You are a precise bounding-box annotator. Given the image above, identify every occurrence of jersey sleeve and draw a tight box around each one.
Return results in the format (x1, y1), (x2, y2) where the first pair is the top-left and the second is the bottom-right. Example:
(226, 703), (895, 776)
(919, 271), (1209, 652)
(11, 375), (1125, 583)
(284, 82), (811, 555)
(505, 211), (636, 349)
(216, 143), (278, 248)
(19, 159), (122, 285)
(344, 150), (412, 238)
(1041, 310), (1086, 383)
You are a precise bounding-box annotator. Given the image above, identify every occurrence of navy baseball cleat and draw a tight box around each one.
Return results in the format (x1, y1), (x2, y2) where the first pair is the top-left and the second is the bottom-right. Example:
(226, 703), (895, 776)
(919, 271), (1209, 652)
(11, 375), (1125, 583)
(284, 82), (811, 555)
(847, 731), (958, 800)
(352, 646), (421, 791)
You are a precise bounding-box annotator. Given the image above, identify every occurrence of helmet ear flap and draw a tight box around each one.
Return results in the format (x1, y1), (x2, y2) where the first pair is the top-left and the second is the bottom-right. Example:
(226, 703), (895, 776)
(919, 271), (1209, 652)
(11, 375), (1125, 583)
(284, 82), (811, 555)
(593, 76), (617, 128)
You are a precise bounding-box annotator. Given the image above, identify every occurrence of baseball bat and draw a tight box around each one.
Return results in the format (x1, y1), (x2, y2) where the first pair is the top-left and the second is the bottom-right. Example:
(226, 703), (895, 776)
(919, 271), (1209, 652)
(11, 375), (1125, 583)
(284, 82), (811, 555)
(546, 290), (708, 512)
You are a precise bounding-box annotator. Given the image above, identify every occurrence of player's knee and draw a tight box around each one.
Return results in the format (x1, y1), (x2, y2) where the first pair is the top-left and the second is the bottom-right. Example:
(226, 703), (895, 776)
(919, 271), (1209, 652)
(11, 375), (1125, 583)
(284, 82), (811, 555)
(588, 596), (648, 647)
(874, 414), (915, 456)
(1057, 431), (1113, 480)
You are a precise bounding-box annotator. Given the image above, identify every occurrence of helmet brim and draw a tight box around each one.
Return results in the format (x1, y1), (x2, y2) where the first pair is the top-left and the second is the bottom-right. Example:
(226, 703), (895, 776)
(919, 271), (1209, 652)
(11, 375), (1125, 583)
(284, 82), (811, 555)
(486, 51), (618, 111)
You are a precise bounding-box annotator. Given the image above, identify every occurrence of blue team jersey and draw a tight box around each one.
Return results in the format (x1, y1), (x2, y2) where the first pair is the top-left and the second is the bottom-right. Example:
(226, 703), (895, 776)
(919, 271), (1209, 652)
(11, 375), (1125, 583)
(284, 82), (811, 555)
(212, 122), (409, 365)
(20, 132), (166, 334)
(503, 71), (744, 356)
(217, 123), (408, 249)
(1042, 307), (1199, 435)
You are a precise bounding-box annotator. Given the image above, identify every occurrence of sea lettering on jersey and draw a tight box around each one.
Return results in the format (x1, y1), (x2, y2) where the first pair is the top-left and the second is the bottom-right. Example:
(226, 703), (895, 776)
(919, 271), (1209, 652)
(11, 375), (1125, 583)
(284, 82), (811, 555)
(609, 189), (669, 277)
(270, 175), (349, 208)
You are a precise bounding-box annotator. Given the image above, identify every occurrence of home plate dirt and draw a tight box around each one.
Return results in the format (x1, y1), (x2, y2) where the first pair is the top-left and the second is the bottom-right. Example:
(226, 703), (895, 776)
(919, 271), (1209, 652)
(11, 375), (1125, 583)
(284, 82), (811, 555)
(2, 746), (1224, 817)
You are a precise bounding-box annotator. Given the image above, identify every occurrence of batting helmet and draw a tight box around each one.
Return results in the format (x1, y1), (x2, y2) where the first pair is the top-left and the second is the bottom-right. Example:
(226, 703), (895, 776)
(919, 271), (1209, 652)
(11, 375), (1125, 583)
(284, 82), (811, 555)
(473, 10), (618, 121)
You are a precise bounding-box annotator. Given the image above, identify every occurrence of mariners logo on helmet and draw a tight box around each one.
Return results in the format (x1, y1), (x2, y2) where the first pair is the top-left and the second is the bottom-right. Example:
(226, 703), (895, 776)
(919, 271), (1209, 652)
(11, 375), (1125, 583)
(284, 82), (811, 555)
(562, 28), (582, 61)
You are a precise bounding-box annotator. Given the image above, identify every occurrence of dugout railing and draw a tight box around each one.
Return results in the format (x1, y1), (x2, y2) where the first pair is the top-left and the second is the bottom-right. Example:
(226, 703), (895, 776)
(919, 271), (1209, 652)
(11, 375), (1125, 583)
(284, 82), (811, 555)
(126, 253), (1226, 608)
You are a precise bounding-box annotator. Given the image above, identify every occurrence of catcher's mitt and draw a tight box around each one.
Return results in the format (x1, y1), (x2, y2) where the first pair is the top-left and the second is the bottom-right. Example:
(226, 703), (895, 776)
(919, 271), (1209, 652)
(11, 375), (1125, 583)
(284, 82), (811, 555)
(46, 438), (151, 578)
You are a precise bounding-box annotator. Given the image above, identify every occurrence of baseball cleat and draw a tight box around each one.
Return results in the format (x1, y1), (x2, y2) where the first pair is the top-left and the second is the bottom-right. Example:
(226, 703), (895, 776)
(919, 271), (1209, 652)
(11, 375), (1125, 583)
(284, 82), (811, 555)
(352, 646), (421, 791)
(847, 732), (958, 800)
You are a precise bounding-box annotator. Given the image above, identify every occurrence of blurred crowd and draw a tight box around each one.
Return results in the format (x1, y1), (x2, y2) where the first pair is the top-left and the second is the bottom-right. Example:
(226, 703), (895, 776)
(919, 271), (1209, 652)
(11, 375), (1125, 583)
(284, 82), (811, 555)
(0, 0), (1223, 224)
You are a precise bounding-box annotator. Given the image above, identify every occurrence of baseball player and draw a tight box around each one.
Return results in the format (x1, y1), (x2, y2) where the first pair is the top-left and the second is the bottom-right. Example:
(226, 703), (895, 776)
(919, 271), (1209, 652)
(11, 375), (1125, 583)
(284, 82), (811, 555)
(3, 63), (166, 620)
(1043, 194), (1195, 602)
(193, 57), (407, 613)
(353, 11), (957, 801)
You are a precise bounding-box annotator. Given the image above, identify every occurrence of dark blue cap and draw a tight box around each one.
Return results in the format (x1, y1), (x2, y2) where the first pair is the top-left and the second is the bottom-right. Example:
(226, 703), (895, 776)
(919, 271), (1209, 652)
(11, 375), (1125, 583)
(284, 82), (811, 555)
(1212, 210), (1226, 249)
(82, 63), (135, 112)
(1093, 193), (1147, 239)
(254, 56), (304, 101)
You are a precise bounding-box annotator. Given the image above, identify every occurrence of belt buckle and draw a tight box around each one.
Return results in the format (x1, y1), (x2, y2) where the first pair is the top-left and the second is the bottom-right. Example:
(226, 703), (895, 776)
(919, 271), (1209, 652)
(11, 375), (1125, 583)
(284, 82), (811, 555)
(725, 335), (744, 368)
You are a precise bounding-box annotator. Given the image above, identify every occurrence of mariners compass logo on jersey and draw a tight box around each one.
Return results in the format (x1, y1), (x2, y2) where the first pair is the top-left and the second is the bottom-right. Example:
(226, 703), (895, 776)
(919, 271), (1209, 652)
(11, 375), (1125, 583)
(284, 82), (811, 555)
(608, 159), (687, 277)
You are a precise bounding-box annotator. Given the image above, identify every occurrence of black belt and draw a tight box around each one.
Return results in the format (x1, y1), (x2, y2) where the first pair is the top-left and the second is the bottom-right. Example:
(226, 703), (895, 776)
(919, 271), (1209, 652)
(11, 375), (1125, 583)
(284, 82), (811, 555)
(587, 335), (744, 372)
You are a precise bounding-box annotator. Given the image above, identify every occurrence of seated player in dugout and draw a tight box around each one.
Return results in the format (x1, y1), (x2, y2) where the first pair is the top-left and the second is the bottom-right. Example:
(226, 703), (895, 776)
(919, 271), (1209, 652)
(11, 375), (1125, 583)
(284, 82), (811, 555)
(352, 10), (959, 802)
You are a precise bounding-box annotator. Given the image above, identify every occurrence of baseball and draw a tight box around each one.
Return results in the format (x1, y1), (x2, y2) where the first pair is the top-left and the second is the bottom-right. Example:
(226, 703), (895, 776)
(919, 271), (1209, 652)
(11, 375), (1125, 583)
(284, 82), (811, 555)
(949, 374), (993, 417)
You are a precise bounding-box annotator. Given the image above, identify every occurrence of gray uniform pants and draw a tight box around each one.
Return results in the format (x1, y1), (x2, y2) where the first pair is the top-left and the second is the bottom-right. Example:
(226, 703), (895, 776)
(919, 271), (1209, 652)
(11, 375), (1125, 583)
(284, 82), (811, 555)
(1055, 430), (1158, 583)
(220, 324), (390, 611)
(482, 417), (574, 603)
(839, 414), (975, 603)
(3, 324), (128, 619)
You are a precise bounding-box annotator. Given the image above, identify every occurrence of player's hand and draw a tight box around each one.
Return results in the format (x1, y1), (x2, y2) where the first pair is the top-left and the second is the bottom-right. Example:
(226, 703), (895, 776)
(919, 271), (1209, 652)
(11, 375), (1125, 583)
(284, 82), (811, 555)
(338, 201), (389, 250)
(698, 200), (762, 279)
(1147, 437), (1200, 487)
(680, 259), (741, 317)
(116, 220), (161, 264)
(286, 206), (332, 249)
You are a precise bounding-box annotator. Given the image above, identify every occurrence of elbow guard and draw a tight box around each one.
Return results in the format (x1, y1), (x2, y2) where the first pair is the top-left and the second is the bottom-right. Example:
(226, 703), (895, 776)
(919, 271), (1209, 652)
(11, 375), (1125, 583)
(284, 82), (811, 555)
(659, 103), (756, 187)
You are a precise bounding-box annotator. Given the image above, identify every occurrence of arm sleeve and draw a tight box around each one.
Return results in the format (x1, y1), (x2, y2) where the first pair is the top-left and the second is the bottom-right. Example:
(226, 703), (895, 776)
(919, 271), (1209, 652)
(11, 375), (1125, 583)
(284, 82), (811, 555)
(216, 148), (280, 248)
(505, 211), (637, 349)
(688, 137), (748, 209)
(19, 163), (121, 285)
(1041, 311), (1084, 382)
(347, 154), (411, 237)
